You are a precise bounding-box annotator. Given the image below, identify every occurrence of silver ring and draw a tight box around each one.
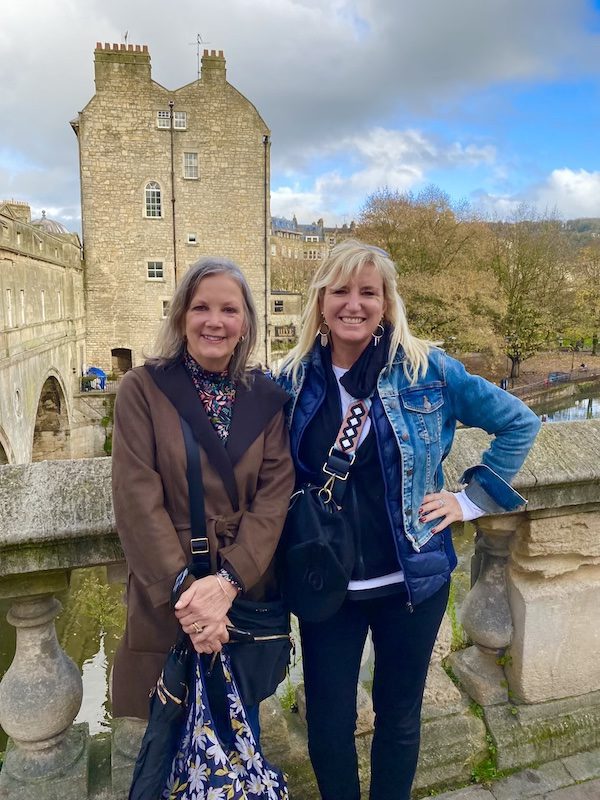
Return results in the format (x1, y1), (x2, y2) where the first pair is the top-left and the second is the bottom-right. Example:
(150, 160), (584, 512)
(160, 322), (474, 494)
(438, 498), (445, 508)
(192, 622), (203, 634)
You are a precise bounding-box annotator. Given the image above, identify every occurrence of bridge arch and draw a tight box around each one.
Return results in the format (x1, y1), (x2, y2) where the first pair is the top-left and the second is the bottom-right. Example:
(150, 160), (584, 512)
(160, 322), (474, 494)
(31, 371), (72, 462)
(0, 425), (12, 464)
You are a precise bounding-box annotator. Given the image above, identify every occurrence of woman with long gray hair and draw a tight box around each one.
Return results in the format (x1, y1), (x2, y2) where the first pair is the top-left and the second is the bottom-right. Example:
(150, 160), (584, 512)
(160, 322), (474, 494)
(111, 256), (294, 741)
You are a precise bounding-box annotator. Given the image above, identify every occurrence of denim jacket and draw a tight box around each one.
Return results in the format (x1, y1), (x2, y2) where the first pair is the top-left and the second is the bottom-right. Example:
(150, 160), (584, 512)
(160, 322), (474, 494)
(277, 345), (541, 606)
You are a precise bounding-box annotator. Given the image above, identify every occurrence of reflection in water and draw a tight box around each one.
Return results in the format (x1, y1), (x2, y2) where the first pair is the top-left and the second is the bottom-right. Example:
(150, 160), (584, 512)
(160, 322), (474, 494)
(537, 392), (600, 423)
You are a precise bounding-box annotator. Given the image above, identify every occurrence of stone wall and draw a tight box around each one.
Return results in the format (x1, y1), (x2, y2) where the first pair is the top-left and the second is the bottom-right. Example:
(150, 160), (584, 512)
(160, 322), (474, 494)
(73, 44), (271, 373)
(1, 421), (599, 798)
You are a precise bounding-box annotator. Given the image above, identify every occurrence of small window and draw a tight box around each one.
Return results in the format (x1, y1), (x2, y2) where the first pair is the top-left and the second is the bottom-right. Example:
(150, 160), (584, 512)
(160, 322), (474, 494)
(271, 244), (277, 256)
(183, 152), (198, 179)
(173, 111), (187, 130)
(19, 289), (25, 325)
(147, 261), (164, 280)
(41, 290), (46, 322)
(274, 299), (284, 314)
(157, 110), (171, 129)
(57, 291), (63, 319)
(145, 182), (162, 218)
(162, 300), (170, 318)
(187, 233), (198, 245)
(16, 231), (21, 246)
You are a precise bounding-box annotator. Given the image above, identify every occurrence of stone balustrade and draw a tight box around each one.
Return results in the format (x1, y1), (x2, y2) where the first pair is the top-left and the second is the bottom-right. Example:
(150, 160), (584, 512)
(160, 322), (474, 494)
(0, 420), (599, 799)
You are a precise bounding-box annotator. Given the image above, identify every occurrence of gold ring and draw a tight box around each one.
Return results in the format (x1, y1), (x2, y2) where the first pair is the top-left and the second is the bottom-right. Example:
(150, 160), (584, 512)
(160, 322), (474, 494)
(192, 622), (203, 634)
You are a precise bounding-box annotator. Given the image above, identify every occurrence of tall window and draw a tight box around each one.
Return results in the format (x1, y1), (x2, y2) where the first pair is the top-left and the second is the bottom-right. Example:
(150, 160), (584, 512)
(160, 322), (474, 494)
(57, 290), (63, 319)
(19, 290), (25, 325)
(41, 290), (46, 322)
(162, 300), (170, 318)
(183, 152), (198, 179)
(157, 110), (171, 129)
(145, 182), (162, 218)
(147, 261), (164, 280)
(173, 111), (187, 130)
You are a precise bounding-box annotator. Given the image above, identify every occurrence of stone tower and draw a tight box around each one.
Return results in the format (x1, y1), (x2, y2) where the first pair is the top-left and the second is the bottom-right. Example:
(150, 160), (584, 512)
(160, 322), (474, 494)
(72, 43), (271, 372)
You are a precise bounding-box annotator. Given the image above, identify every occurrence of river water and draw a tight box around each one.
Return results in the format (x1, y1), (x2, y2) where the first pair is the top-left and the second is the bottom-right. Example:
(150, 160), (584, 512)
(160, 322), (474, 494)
(2, 387), (598, 752)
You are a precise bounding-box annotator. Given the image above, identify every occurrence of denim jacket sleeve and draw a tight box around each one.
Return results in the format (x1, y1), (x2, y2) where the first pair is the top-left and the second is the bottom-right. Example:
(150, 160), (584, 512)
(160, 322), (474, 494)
(443, 354), (541, 513)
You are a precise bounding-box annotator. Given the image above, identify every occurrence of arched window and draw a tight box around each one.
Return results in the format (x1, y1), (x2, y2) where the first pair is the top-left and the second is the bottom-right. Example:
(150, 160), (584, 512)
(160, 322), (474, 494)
(145, 181), (162, 218)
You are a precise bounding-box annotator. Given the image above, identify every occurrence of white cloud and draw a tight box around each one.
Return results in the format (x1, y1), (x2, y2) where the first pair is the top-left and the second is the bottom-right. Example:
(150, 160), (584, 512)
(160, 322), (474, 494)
(533, 169), (600, 218)
(271, 126), (496, 222)
(473, 168), (600, 220)
(1, 0), (598, 227)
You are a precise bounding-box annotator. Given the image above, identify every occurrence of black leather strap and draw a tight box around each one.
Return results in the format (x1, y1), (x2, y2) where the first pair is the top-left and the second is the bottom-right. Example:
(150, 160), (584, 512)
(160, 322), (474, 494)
(180, 416), (210, 575)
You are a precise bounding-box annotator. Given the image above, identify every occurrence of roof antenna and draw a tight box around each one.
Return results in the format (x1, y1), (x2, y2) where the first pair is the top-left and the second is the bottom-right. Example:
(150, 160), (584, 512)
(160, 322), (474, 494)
(189, 33), (210, 79)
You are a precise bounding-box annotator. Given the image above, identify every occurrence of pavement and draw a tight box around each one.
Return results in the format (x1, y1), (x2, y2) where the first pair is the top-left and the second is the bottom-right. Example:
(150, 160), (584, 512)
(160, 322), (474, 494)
(431, 749), (600, 800)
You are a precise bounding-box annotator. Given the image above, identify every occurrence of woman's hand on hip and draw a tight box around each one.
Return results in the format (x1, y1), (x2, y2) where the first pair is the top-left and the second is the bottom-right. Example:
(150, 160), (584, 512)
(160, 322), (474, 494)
(174, 574), (237, 630)
(419, 490), (463, 534)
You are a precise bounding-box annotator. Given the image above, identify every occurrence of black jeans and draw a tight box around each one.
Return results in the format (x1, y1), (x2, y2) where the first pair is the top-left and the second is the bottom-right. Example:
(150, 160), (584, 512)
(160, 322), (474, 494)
(300, 582), (449, 800)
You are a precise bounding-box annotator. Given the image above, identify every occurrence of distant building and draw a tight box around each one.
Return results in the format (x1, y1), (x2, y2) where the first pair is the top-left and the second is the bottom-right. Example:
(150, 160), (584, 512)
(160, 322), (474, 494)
(270, 289), (302, 358)
(72, 43), (271, 372)
(270, 216), (355, 263)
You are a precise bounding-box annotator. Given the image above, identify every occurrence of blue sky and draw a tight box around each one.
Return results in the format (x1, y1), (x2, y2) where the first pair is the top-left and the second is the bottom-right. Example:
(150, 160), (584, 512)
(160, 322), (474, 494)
(1, 0), (600, 230)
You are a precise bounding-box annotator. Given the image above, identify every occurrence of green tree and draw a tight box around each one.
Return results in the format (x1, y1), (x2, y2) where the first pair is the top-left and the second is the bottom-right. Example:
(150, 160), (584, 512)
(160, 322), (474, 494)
(486, 208), (568, 378)
(356, 185), (479, 276)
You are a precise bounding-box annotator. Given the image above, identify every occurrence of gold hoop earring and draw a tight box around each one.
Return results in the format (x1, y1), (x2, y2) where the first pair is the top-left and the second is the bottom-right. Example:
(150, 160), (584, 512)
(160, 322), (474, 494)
(316, 317), (330, 347)
(372, 322), (384, 347)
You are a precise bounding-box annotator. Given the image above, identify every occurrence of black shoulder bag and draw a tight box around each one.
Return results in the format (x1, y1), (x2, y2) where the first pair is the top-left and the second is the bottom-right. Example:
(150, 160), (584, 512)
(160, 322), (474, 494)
(180, 416), (292, 707)
(281, 397), (370, 623)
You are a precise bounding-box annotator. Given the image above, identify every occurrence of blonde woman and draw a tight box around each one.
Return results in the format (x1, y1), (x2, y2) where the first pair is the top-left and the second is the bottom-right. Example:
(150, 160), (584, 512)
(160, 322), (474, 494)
(277, 240), (540, 800)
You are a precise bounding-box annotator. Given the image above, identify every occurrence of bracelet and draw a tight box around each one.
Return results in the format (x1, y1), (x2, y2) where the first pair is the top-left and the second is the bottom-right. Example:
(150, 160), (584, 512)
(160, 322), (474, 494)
(217, 568), (242, 594)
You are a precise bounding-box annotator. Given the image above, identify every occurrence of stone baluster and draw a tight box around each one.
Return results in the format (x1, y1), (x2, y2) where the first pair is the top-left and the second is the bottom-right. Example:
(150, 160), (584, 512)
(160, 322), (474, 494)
(448, 514), (520, 707)
(0, 573), (89, 800)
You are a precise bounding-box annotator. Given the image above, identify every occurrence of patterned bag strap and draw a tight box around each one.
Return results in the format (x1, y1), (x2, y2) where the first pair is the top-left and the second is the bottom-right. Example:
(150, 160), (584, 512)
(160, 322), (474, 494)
(319, 397), (371, 507)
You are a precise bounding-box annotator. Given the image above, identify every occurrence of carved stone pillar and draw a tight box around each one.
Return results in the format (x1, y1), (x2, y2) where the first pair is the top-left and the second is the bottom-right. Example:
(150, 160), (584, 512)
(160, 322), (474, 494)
(448, 514), (519, 707)
(0, 573), (89, 800)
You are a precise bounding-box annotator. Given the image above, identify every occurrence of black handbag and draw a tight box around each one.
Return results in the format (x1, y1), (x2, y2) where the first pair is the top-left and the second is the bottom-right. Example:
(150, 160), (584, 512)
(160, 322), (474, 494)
(227, 596), (292, 706)
(281, 397), (370, 623)
(179, 416), (292, 707)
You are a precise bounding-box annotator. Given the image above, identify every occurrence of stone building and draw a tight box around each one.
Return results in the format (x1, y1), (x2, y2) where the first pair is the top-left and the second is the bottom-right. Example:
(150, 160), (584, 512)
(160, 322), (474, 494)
(270, 289), (302, 359)
(72, 44), (271, 372)
(270, 215), (356, 263)
(0, 201), (86, 463)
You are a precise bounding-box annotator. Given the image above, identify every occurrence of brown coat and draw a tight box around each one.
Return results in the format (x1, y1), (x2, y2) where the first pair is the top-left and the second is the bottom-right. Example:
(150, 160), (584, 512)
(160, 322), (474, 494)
(111, 364), (294, 719)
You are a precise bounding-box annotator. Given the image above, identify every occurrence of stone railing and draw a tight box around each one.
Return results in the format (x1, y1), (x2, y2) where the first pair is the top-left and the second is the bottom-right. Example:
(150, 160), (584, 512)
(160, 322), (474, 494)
(1, 421), (599, 799)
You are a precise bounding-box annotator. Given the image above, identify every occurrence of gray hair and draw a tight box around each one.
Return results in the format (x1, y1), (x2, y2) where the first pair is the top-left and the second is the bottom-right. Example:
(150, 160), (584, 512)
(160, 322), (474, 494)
(151, 256), (258, 385)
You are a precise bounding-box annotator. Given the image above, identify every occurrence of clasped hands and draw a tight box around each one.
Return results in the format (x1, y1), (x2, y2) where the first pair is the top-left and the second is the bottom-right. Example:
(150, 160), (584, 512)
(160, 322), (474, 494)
(174, 574), (238, 654)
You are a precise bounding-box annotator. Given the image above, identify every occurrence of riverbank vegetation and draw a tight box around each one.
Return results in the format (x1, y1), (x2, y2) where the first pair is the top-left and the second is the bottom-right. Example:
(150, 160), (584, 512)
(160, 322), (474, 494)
(273, 187), (600, 380)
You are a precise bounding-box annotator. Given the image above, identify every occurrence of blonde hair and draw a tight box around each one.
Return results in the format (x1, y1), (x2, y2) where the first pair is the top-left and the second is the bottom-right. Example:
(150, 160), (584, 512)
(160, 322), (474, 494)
(150, 256), (258, 385)
(279, 239), (432, 385)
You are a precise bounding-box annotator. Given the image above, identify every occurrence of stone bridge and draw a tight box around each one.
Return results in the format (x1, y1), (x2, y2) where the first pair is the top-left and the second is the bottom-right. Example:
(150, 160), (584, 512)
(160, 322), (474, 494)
(0, 421), (599, 799)
(0, 201), (105, 464)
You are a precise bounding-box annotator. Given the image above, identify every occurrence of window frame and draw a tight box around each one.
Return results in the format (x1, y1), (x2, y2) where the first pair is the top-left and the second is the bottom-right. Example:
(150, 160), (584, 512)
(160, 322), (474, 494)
(156, 110), (171, 129)
(173, 111), (187, 130)
(147, 260), (165, 280)
(144, 181), (163, 218)
(183, 151), (199, 180)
